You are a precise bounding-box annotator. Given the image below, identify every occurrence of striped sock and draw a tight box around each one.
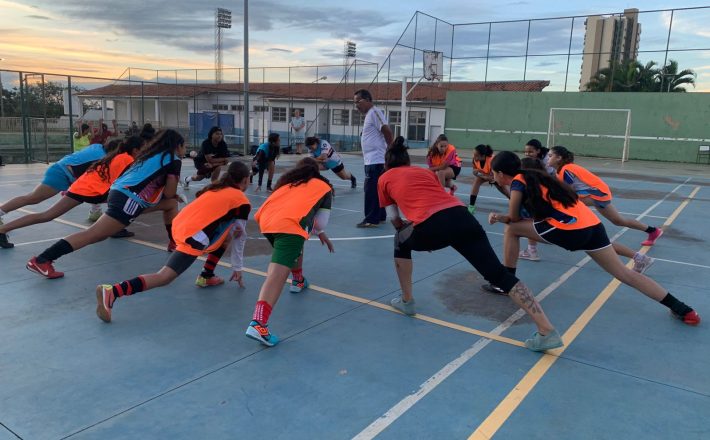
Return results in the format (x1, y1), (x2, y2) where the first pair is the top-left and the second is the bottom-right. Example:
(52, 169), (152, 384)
(201, 248), (225, 278)
(252, 300), (273, 324)
(165, 224), (174, 242)
(112, 276), (147, 297)
(291, 268), (303, 282)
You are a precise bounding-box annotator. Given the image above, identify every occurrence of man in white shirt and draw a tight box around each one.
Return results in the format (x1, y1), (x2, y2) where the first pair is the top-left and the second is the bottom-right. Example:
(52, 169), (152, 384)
(354, 89), (393, 227)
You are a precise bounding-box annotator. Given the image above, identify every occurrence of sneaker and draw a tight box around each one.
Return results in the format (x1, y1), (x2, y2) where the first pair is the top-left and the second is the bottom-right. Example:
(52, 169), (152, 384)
(95, 284), (116, 323)
(391, 296), (416, 316)
(632, 253), (655, 274)
(266, 186), (273, 192)
(0, 232), (14, 249)
(672, 310), (701, 326)
(195, 275), (225, 288)
(26, 256), (64, 279)
(182, 176), (191, 190)
(481, 284), (507, 295)
(525, 329), (564, 352)
(641, 228), (663, 246)
(290, 277), (309, 293)
(449, 184), (457, 196)
(467, 205), (476, 215)
(519, 248), (540, 261)
(167, 240), (177, 252)
(350, 175), (357, 189)
(110, 229), (135, 239)
(246, 320), (280, 346)
(356, 221), (379, 228)
(87, 208), (102, 223)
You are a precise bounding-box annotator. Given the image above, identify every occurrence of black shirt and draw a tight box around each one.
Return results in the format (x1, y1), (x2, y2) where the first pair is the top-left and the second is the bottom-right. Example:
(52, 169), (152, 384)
(195, 139), (230, 168)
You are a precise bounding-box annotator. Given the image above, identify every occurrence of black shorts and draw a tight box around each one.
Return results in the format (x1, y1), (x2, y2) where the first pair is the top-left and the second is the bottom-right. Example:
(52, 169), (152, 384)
(195, 165), (214, 177)
(165, 251), (199, 275)
(450, 165), (461, 179)
(65, 191), (107, 204)
(105, 190), (146, 226)
(534, 221), (611, 252)
(331, 163), (345, 174)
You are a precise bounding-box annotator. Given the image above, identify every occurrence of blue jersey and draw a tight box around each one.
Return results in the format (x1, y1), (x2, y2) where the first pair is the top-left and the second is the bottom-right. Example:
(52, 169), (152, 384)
(312, 140), (342, 170)
(111, 152), (182, 207)
(57, 143), (106, 179)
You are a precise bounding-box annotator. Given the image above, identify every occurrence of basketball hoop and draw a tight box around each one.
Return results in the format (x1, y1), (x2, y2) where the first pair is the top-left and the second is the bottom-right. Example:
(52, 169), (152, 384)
(423, 50), (443, 81)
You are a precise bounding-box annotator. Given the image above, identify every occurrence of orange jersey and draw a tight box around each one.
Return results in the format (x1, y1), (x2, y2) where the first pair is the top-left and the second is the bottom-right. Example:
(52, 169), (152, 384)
(557, 163), (612, 202)
(255, 179), (332, 239)
(473, 155), (493, 175)
(427, 144), (462, 168)
(512, 174), (600, 230)
(172, 187), (251, 256)
(68, 153), (134, 197)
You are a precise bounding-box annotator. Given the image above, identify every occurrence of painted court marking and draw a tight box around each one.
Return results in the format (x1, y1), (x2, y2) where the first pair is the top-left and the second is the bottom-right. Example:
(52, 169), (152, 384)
(469, 185), (700, 440)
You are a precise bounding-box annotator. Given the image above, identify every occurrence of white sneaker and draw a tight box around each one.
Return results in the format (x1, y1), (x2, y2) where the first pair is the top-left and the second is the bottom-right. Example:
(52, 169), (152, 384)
(632, 253), (655, 274)
(182, 176), (191, 190)
(519, 248), (540, 261)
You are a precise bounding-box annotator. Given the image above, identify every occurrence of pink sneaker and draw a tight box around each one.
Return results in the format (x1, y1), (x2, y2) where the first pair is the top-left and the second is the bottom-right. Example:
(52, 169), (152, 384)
(26, 257), (64, 279)
(95, 284), (116, 323)
(641, 228), (663, 246)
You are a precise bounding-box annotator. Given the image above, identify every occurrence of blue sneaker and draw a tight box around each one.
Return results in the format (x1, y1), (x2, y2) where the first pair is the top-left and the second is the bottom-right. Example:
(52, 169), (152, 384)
(246, 320), (279, 347)
(290, 277), (309, 293)
(391, 296), (416, 316)
(524, 329), (563, 352)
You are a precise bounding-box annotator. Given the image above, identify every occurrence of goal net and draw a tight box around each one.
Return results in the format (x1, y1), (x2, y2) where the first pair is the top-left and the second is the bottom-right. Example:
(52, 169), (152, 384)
(547, 108), (632, 162)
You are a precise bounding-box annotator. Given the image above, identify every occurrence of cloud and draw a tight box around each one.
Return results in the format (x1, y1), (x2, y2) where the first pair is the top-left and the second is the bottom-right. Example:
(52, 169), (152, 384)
(26, 14), (51, 20)
(267, 48), (292, 53)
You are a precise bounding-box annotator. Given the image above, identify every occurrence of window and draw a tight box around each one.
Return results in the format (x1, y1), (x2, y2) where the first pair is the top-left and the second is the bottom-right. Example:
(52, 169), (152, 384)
(407, 111), (426, 141)
(351, 110), (365, 126)
(212, 104), (228, 111)
(272, 107), (287, 122)
(290, 108), (305, 117)
(332, 109), (350, 126)
(253, 105), (269, 112)
(388, 110), (401, 137)
(231, 104), (244, 111)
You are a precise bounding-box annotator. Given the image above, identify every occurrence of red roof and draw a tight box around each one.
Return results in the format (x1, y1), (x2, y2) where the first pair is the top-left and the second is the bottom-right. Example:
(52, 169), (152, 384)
(79, 81), (549, 102)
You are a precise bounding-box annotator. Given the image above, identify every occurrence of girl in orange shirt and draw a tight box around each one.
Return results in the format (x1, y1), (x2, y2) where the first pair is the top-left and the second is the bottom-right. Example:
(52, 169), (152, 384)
(548, 146), (663, 246)
(95, 161), (252, 323)
(468, 144), (508, 214)
(488, 151), (699, 327)
(246, 157), (334, 347)
(0, 136), (142, 248)
(426, 134), (462, 195)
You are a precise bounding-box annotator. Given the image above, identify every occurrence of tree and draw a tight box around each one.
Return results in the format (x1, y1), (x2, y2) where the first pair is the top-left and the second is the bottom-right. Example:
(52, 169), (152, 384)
(585, 59), (695, 92)
(657, 60), (696, 92)
(0, 81), (84, 118)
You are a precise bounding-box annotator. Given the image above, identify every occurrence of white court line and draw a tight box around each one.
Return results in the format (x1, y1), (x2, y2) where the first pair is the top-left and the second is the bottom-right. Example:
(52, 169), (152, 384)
(13, 237), (66, 247)
(653, 257), (710, 270)
(353, 178), (691, 440)
(245, 192), (360, 212)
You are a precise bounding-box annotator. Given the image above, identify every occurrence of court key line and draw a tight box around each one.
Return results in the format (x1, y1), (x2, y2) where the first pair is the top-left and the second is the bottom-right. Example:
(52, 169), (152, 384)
(469, 185), (700, 440)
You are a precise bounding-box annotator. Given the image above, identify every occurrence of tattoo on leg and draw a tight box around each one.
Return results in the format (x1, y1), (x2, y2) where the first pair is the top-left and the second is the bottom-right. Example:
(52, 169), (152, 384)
(510, 281), (541, 314)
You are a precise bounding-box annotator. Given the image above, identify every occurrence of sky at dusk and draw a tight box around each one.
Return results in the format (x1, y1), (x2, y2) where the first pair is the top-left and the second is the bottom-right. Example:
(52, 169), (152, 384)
(1, 0), (709, 90)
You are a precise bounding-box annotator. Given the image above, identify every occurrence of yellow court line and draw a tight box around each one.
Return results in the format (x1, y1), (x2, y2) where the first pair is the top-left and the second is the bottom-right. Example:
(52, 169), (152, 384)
(17, 209), (524, 348)
(469, 185), (700, 440)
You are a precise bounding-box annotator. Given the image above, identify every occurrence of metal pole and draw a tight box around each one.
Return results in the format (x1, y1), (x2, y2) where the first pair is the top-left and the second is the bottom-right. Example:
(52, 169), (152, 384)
(564, 17), (574, 91)
(0, 70), (4, 117)
(68, 76), (73, 153)
(523, 20), (531, 81)
(400, 77), (407, 141)
(41, 74), (49, 163)
(660, 10), (674, 93)
(484, 22), (492, 83)
(243, 0), (250, 155)
(622, 110), (631, 162)
(20, 73), (29, 163)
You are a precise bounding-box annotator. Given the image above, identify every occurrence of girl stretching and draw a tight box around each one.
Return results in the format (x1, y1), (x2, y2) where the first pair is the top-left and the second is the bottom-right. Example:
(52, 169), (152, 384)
(26, 129), (185, 279)
(380, 137), (563, 352)
(95, 161), (251, 323)
(305, 136), (357, 188)
(488, 151), (699, 326)
(518, 139), (552, 260)
(548, 146), (663, 246)
(468, 144), (508, 214)
(246, 157), (334, 346)
(0, 137), (142, 249)
(426, 134), (462, 195)
(251, 133), (281, 191)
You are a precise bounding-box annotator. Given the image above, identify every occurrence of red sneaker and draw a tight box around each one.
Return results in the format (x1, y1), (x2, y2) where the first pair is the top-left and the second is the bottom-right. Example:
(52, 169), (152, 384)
(641, 228), (663, 246)
(674, 310), (701, 326)
(167, 240), (177, 252)
(95, 284), (116, 323)
(195, 275), (225, 288)
(26, 257), (64, 279)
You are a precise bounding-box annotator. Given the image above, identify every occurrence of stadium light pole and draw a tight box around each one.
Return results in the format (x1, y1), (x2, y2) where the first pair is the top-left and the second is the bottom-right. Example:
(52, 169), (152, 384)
(0, 58), (4, 118)
(243, 0), (249, 155)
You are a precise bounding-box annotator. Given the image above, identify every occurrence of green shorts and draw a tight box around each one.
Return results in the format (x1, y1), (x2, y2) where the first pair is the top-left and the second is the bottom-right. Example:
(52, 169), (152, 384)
(265, 233), (306, 268)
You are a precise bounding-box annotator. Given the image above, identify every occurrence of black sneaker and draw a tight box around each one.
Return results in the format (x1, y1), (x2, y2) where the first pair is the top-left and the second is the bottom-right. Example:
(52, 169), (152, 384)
(111, 229), (135, 239)
(350, 175), (357, 189)
(356, 221), (379, 228)
(481, 284), (507, 295)
(0, 233), (14, 249)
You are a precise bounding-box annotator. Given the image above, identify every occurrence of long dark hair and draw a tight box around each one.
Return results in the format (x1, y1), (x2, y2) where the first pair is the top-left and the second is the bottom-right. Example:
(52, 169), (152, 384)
(305, 136), (320, 147)
(196, 161), (250, 198)
(385, 136), (410, 169)
(205, 126), (224, 144)
(474, 144), (493, 157)
(268, 132), (281, 160)
(426, 134), (448, 159)
(134, 129), (184, 164)
(140, 123), (156, 142)
(491, 151), (578, 217)
(550, 145), (575, 171)
(525, 138), (549, 160)
(520, 157), (546, 172)
(274, 157), (331, 191)
(89, 136), (143, 181)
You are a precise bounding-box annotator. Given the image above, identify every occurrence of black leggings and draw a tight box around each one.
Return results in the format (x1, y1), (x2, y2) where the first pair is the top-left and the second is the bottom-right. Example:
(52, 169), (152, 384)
(395, 206), (519, 293)
(256, 160), (273, 186)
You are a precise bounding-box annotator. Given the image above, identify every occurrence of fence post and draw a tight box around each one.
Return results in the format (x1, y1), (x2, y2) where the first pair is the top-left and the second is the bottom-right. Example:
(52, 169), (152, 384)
(19, 72), (29, 163)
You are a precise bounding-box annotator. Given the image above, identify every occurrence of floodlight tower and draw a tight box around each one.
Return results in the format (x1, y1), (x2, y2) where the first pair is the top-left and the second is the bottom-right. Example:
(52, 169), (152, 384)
(215, 8), (232, 83)
(343, 41), (356, 81)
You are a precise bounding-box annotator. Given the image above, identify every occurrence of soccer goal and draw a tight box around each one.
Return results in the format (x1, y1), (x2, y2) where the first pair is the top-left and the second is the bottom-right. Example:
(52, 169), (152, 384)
(547, 108), (632, 162)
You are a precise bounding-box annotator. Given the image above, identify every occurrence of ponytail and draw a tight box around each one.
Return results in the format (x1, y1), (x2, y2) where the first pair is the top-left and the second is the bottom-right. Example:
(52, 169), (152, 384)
(89, 136), (143, 181)
(550, 145), (574, 169)
(385, 136), (410, 169)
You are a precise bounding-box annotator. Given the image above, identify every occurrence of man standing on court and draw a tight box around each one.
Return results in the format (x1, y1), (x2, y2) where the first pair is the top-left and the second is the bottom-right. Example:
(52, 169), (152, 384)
(354, 89), (393, 228)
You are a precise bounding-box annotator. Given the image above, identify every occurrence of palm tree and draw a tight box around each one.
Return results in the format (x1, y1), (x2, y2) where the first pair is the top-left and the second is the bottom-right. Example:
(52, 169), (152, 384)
(658, 60), (696, 92)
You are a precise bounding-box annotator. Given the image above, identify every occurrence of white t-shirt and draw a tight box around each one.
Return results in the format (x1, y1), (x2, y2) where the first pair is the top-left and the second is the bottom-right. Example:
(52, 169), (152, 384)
(361, 106), (388, 165)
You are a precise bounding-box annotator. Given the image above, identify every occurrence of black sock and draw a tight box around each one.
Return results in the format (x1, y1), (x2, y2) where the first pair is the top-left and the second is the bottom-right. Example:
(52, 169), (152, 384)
(470, 195), (477, 206)
(37, 239), (74, 264)
(165, 224), (174, 242)
(645, 226), (657, 233)
(267, 179), (272, 189)
(660, 293), (693, 316)
(505, 266), (516, 275)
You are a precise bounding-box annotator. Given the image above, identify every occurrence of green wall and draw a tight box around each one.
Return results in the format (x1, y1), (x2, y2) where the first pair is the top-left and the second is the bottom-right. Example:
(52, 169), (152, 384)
(444, 91), (710, 163)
